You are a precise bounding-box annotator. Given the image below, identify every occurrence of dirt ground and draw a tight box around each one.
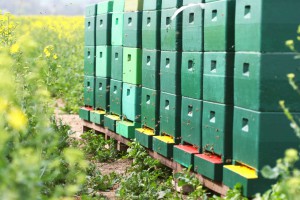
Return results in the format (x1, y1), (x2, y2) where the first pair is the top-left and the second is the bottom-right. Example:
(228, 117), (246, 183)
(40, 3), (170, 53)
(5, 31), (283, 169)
(54, 100), (131, 199)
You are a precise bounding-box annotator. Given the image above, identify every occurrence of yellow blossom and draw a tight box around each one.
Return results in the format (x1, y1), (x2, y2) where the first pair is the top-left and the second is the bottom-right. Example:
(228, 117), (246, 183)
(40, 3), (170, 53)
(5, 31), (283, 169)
(10, 43), (20, 54)
(285, 40), (294, 46)
(7, 107), (28, 131)
(287, 73), (295, 79)
(53, 54), (58, 60)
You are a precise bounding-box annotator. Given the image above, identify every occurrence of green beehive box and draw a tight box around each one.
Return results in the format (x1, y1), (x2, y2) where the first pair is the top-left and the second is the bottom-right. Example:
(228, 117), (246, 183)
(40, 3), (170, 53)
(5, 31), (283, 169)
(84, 46), (96, 76)
(110, 79), (123, 115)
(204, 0), (235, 51)
(123, 47), (142, 85)
(233, 107), (300, 170)
(181, 52), (203, 99)
(142, 10), (161, 50)
(173, 145), (199, 169)
(194, 154), (223, 181)
(161, 0), (182, 9)
(96, 46), (111, 78)
(124, 0), (144, 12)
(235, 0), (300, 52)
(111, 13), (124, 46)
(143, 0), (161, 10)
(234, 52), (300, 112)
(135, 128), (156, 149)
(85, 16), (96, 46)
(79, 107), (93, 121)
(84, 76), (95, 107)
(95, 77), (110, 111)
(97, 1), (113, 14)
(122, 83), (142, 122)
(203, 52), (234, 104)
(160, 51), (181, 95)
(96, 13), (112, 46)
(142, 49), (160, 90)
(123, 12), (142, 48)
(90, 110), (106, 125)
(85, 4), (97, 17)
(153, 136), (175, 158)
(141, 87), (160, 131)
(161, 8), (182, 51)
(160, 92), (181, 141)
(117, 120), (141, 139)
(182, 0), (203, 52)
(111, 46), (123, 81)
(181, 97), (202, 148)
(223, 164), (275, 198)
(113, 0), (125, 12)
(202, 101), (233, 160)
(104, 114), (121, 132)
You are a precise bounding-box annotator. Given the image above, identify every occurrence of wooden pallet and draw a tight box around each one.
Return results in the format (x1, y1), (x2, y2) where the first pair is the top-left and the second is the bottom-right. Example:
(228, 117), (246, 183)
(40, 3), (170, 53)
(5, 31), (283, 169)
(82, 120), (229, 196)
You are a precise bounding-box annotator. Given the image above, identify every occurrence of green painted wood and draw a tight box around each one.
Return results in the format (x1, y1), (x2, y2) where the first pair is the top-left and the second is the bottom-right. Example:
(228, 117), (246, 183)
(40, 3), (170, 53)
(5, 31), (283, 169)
(182, 1), (203, 51)
(90, 110), (106, 125)
(204, 0), (235, 51)
(84, 16), (96, 46)
(116, 120), (141, 139)
(113, 0), (125, 12)
(235, 0), (300, 52)
(135, 128), (155, 149)
(97, 1), (113, 14)
(109, 79), (123, 115)
(85, 4), (97, 17)
(160, 92), (181, 141)
(123, 47), (142, 85)
(141, 87), (160, 132)
(203, 52), (234, 104)
(234, 52), (300, 112)
(233, 107), (300, 170)
(181, 97), (202, 148)
(111, 46), (123, 81)
(202, 101), (233, 161)
(194, 154), (223, 181)
(160, 51), (181, 95)
(123, 12), (142, 48)
(181, 52), (203, 99)
(104, 114), (121, 132)
(142, 49), (160, 90)
(161, 0), (182, 9)
(161, 8), (182, 51)
(95, 77), (110, 111)
(79, 107), (91, 121)
(96, 46), (111, 78)
(153, 137), (174, 158)
(111, 13), (124, 46)
(84, 76), (95, 107)
(84, 46), (96, 76)
(96, 13), (112, 46)
(143, 0), (161, 11)
(122, 83), (142, 122)
(142, 10), (161, 50)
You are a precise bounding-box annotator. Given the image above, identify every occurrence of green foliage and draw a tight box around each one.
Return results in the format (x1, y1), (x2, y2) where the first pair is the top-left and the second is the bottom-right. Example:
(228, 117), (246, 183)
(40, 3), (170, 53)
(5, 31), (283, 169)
(80, 131), (122, 162)
(0, 11), (87, 199)
(116, 141), (175, 199)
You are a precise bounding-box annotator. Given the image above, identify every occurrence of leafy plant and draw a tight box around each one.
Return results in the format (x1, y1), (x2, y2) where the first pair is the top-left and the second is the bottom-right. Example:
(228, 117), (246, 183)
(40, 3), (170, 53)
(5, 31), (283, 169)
(80, 131), (122, 162)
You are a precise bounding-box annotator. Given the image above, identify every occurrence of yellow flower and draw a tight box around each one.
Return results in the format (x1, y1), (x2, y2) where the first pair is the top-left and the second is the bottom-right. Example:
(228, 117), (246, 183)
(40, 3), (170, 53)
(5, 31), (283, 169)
(10, 44), (20, 54)
(7, 107), (28, 131)
(53, 54), (58, 60)
(287, 73), (295, 79)
(43, 45), (54, 58)
(285, 40), (294, 47)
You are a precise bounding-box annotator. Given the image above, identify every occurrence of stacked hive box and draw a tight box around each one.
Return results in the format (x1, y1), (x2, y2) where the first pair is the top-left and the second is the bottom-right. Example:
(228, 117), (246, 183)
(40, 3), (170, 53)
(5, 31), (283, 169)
(223, 0), (300, 197)
(93, 1), (113, 125)
(173, 0), (204, 170)
(80, 4), (97, 121)
(193, 0), (235, 182)
(80, 1), (300, 197)
(152, 0), (183, 158)
(115, 0), (143, 139)
(135, 0), (162, 149)
(104, 0), (124, 132)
